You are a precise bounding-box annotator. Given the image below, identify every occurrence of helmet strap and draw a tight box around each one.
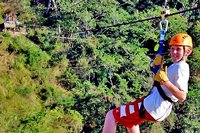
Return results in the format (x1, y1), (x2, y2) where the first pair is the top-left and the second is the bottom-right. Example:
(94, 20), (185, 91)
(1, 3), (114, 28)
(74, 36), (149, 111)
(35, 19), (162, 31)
(181, 46), (188, 61)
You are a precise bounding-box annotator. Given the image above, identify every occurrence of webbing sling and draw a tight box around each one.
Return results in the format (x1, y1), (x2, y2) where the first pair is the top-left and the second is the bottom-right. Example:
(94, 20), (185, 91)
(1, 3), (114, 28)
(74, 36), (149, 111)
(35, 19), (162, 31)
(154, 81), (174, 103)
(139, 102), (146, 118)
(139, 81), (174, 118)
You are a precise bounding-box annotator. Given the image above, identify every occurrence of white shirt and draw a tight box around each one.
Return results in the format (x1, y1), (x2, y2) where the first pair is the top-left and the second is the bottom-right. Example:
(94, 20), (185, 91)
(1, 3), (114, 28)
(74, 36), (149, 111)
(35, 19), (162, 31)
(144, 61), (190, 121)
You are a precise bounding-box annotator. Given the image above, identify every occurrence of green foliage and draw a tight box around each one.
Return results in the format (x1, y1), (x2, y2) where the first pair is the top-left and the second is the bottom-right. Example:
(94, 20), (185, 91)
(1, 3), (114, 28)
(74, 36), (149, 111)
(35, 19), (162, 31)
(0, 33), (83, 132)
(188, 47), (200, 75)
(190, 22), (200, 47)
(13, 109), (83, 133)
(0, 0), (200, 132)
(167, 11), (189, 38)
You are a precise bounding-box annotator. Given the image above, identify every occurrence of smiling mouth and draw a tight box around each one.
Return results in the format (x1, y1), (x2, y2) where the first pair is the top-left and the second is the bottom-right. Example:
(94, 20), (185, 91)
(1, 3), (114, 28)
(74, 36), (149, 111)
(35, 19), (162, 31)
(174, 56), (179, 59)
(172, 56), (180, 61)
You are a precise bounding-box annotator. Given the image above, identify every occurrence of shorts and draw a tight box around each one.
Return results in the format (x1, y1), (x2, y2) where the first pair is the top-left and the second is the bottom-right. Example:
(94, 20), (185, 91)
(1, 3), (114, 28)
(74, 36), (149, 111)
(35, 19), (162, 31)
(112, 96), (156, 128)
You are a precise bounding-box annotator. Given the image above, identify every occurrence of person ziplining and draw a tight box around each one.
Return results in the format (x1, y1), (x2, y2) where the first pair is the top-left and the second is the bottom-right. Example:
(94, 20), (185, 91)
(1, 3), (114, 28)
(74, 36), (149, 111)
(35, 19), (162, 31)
(102, 1), (194, 132)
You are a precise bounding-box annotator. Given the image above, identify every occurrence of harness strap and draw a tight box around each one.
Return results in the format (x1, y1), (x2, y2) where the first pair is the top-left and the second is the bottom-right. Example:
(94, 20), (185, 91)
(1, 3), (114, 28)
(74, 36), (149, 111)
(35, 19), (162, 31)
(139, 101), (146, 118)
(154, 81), (174, 103)
(139, 81), (174, 118)
(151, 28), (167, 74)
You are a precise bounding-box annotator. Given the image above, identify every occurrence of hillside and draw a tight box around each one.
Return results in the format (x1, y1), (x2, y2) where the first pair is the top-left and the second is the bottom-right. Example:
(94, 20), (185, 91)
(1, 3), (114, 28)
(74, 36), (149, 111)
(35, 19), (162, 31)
(0, 0), (200, 132)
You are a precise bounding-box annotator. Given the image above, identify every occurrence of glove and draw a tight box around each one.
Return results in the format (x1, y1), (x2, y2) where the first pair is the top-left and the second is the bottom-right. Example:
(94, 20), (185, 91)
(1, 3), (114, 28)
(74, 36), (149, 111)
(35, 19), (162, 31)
(151, 54), (164, 67)
(154, 66), (169, 84)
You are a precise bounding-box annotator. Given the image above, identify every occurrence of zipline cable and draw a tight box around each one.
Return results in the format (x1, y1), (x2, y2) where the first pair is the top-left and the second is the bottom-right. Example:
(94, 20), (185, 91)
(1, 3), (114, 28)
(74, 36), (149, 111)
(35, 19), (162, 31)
(164, 0), (168, 8)
(80, 6), (200, 33)
(57, 4), (199, 69)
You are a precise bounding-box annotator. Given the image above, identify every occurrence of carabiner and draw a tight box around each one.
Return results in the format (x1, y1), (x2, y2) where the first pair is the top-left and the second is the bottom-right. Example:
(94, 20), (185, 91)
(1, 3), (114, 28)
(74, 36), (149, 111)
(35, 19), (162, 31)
(159, 19), (168, 32)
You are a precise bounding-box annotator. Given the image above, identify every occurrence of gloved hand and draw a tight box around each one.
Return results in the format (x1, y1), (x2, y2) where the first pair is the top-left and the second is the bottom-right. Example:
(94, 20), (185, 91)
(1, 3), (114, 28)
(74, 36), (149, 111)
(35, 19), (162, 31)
(154, 66), (169, 84)
(151, 54), (164, 67)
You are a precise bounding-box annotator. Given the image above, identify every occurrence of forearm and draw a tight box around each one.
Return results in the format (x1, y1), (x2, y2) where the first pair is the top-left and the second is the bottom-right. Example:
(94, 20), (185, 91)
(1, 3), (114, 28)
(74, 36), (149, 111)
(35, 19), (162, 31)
(162, 81), (187, 102)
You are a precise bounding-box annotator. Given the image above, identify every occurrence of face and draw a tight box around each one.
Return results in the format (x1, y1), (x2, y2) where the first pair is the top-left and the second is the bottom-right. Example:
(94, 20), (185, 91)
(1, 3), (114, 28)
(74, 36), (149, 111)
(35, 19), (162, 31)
(170, 45), (184, 63)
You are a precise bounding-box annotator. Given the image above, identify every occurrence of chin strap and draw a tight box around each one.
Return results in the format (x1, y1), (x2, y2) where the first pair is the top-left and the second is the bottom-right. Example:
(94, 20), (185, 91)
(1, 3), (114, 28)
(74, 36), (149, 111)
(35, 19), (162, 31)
(181, 46), (188, 62)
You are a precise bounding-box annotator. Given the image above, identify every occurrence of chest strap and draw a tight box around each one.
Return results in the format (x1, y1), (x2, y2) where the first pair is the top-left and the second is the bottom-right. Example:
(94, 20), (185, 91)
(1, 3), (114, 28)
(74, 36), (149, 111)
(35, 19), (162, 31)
(154, 81), (174, 103)
(139, 81), (174, 118)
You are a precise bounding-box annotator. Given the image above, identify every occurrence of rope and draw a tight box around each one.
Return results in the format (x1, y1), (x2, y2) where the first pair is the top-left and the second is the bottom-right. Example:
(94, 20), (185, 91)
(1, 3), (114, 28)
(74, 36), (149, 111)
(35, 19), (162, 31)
(81, 6), (200, 33)
(55, 5), (199, 69)
(164, 0), (168, 8)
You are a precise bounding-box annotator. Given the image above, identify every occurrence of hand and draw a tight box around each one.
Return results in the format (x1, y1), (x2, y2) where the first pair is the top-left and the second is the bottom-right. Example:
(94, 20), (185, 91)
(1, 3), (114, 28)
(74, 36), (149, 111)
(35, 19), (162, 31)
(151, 54), (164, 67)
(154, 66), (169, 84)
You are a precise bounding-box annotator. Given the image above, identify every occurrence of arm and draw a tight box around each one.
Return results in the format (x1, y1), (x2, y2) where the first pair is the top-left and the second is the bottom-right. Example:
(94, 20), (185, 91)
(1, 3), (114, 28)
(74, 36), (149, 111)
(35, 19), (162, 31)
(154, 66), (188, 102)
(162, 81), (187, 102)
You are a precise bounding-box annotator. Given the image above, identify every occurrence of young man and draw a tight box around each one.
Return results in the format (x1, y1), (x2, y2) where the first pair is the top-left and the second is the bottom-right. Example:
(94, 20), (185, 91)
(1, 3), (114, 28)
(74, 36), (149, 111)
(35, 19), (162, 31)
(102, 33), (193, 133)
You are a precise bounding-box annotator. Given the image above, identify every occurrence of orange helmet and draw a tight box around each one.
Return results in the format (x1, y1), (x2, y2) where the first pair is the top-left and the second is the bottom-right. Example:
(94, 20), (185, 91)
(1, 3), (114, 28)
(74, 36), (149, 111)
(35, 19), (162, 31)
(169, 33), (193, 48)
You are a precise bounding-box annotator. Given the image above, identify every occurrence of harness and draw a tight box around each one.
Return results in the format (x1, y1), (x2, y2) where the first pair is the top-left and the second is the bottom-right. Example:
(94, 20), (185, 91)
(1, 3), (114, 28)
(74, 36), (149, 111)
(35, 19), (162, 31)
(139, 82), (174, 118)
(140, 2), (173, 118)
(139, 3), (172, 118)
(154, 81), (174, 103)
